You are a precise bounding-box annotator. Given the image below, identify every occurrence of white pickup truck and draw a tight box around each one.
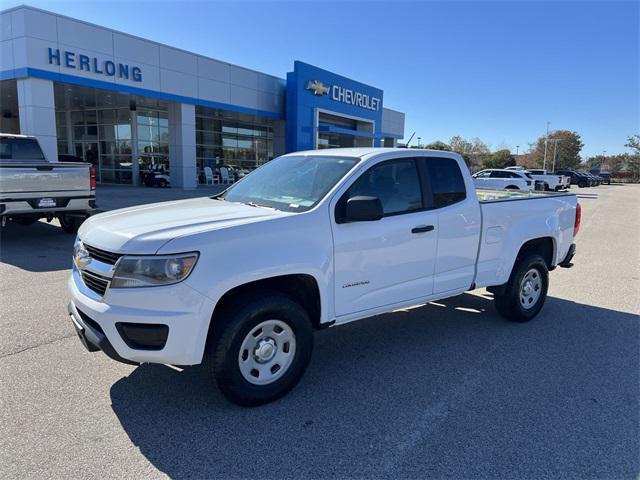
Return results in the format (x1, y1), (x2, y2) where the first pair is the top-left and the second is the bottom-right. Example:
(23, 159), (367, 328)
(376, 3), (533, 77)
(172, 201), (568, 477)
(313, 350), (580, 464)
(507, 166), (568, 191)
(1, 133), (96, 232)
(68, 148), (580, 405)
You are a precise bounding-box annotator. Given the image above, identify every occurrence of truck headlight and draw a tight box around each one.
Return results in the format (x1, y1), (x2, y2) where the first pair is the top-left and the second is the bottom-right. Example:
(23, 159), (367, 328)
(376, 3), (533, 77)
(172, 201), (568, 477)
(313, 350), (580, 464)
(111, 253), (199, 288)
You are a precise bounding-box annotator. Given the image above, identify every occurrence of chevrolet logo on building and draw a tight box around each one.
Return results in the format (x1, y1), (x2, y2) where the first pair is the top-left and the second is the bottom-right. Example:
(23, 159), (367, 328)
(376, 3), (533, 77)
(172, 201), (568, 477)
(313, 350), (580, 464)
(306, 80), (329, 96)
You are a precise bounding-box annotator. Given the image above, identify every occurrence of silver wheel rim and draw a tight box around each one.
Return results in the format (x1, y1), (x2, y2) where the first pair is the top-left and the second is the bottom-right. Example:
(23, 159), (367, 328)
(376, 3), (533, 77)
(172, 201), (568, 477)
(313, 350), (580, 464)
(238, 319), (296, 386)
(520, 268), (542, 310)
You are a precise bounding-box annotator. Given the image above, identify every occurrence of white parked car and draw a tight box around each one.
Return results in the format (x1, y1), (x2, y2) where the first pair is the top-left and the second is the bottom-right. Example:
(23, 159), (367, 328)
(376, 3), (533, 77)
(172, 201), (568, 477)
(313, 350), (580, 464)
(472, 168), (536, 191)
(68, 148), (580, 405)
(508, 166), (568, 191)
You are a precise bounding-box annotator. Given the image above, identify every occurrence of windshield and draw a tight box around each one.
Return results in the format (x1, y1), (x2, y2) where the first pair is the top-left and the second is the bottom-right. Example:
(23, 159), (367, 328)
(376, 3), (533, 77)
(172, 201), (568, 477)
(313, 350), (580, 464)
(0, 137), (46, 161)
(219, 155), (359, 212)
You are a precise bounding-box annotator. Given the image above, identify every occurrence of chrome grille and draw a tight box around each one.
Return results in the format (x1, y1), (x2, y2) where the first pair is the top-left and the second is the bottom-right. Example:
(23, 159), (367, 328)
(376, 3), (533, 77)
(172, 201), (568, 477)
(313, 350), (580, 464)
(81, 270), (110, 296)
(85, 244), (122, 265)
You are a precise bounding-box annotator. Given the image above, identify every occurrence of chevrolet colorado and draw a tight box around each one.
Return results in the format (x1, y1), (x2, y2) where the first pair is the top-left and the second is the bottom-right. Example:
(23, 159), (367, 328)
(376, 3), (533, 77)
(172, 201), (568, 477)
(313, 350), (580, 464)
(68, 148), (579, 405)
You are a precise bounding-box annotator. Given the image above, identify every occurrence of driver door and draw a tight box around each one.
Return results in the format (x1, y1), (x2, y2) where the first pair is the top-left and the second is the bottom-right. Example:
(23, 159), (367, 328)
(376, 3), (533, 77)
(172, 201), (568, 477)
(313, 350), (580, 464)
(331, 157), (438, 318)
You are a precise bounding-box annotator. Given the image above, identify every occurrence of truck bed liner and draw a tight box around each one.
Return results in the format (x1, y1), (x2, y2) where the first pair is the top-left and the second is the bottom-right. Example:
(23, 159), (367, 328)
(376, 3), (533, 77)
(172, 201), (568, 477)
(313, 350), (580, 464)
(476, 188), (574, 203)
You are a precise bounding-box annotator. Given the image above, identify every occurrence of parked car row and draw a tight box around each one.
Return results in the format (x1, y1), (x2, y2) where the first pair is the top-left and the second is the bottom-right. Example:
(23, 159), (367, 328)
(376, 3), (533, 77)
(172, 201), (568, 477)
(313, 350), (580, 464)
(555, 169), (607, 188)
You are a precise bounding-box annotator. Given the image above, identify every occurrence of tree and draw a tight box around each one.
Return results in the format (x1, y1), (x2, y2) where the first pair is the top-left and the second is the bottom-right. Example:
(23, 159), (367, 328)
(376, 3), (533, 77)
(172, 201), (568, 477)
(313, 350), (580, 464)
(625, 134), (640, 154)
(529, 130), (584, 170)
(482, 149), (516, 169)
(424, 140), (451, 151)
(624, 135), (640, 181)
(448, 135), (490, 169)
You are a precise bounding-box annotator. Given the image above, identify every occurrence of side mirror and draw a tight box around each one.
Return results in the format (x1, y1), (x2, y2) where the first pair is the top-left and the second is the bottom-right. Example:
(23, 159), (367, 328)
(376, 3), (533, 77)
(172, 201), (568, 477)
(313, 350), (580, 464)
(345, 196), (384, 222)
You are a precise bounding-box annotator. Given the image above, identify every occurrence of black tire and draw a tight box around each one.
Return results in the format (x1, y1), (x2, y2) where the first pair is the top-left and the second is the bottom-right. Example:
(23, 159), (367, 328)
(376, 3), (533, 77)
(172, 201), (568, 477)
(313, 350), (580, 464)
(494, 254), (549, 322)
(578, 181), (586, 188)
(59, 215), (81, 234)
(159, 179), (167, 188)
(206, 291), (313, 406)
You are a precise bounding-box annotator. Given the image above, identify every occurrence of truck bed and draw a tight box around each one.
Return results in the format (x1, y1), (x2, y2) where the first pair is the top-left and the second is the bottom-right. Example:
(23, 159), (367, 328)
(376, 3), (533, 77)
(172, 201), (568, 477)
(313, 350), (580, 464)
(476, 188), (574, 203)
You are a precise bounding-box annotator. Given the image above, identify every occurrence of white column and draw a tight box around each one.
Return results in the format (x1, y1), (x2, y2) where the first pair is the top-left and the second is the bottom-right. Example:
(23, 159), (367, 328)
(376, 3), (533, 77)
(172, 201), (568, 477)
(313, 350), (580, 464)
(168, 102), (197, 189)
(17, 78), (58, 161)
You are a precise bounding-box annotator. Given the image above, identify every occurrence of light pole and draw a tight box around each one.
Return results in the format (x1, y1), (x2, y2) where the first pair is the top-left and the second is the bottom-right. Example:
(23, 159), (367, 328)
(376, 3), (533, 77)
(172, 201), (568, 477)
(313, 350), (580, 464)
(516, 145), (520, 156)
(417, 136), (421, 148)
(551, 139), (560, 172)
(543, 121), (550, 170)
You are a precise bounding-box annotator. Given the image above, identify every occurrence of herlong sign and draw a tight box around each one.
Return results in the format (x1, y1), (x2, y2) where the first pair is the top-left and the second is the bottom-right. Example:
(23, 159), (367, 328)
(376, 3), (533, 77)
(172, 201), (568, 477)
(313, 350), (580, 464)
(47, 48), (143, 82)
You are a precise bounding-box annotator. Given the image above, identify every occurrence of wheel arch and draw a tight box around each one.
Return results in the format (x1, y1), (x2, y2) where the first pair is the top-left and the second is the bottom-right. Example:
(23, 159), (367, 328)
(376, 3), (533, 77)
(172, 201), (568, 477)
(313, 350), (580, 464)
(207, 273), (323, 340)
(515, 236), (556, 271)
(488, 236), (555, 296)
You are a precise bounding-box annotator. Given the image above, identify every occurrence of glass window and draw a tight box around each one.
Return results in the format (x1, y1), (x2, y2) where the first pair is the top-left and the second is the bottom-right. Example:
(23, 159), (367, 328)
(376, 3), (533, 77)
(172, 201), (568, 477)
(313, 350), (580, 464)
(222, 136), (238, 148)
(85, 110), (97, 125)
(347, 159), (422, 215)
(73, 126), (86, 141)
(221, 155), (359, 213)
(426, 157), (467, 208)
(71, 111), (84, 125)
(0, 137), (46, 161)
(116, 109), (131, 123)
(99, 109), (116, 124)
(99, 125), (116, 141)
(116, 124), (131, 140)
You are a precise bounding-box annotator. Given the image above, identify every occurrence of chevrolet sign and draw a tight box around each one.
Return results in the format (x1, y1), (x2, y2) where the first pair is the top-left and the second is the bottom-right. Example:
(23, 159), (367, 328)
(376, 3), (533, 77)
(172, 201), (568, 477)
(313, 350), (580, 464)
(306, 79), (381, 112)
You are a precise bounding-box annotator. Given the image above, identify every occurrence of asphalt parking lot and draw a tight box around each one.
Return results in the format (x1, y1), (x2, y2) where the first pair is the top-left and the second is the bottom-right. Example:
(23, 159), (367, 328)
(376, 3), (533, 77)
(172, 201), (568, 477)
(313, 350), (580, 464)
(1, 184), (638, 479)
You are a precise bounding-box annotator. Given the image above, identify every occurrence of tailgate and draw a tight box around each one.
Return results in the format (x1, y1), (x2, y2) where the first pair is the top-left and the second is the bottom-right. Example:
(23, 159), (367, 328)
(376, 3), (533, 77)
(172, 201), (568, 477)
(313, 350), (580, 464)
(0, 162), (90, 196)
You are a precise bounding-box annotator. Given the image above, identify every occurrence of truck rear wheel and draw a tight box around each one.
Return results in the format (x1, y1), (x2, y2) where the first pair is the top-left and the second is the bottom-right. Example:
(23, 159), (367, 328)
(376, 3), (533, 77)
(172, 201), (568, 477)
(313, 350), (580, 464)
(206, 291), (313, 406)
(493, 254), (548, 322)
(59, 215), (82, 234)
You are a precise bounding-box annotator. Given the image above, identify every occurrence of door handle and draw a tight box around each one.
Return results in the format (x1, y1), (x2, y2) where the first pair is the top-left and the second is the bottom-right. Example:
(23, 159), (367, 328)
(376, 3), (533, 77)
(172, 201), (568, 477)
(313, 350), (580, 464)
(411, 225), (435, 234)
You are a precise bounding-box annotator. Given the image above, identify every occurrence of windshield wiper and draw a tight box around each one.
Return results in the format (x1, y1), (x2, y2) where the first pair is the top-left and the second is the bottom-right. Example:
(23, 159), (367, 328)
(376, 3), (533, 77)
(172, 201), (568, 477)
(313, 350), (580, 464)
(244, 201), (277, 210)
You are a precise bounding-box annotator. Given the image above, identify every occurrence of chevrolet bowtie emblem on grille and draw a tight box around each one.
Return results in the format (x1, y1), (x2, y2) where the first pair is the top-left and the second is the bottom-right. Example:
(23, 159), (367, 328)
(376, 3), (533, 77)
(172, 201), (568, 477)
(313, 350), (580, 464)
(73, 241), (92, 270)
(306, 80), (329, 96)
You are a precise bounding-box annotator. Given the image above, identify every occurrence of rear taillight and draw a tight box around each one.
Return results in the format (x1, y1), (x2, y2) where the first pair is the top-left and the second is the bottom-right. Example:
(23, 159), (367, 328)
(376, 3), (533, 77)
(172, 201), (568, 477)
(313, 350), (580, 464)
(574, 203), (581, 236)
(90, 167), (96, 190)
(558, 176), (562, 183)
(567, 177), (571, 184)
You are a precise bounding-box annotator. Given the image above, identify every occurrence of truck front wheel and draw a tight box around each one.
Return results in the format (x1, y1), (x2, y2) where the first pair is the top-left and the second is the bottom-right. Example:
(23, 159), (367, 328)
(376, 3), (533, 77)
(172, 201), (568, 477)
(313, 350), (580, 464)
(206, 291), (313, 406)
(493, 254), (549, 322)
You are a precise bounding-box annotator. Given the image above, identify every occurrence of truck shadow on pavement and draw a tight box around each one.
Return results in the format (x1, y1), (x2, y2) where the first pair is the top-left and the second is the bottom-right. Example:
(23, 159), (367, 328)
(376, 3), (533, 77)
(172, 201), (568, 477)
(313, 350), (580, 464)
(109, 292), (639, 479)
(0, 220), (75, 272)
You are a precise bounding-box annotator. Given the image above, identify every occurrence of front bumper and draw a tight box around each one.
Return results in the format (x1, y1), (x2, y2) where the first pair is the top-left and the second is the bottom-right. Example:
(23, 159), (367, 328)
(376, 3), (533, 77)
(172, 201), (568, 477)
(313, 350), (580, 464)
(68, 302), (138, 365)
(68, 269), (216, 365)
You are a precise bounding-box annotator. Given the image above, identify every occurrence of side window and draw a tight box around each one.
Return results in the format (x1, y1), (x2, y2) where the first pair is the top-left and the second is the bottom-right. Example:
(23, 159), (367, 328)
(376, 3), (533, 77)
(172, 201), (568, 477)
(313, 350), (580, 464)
(346, 159), (422, 215)
(475, 170), (490, 178)
(425, 157), (467, 208)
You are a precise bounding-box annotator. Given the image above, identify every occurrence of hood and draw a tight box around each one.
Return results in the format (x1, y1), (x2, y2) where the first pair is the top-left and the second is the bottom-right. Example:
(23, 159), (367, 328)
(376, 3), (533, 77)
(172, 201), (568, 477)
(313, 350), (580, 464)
(79, 197), (286, 253)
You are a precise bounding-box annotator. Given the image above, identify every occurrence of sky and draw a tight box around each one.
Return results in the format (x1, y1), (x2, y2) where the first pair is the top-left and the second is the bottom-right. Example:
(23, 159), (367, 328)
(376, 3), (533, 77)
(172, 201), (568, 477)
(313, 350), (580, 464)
(3, 0), (638, 157)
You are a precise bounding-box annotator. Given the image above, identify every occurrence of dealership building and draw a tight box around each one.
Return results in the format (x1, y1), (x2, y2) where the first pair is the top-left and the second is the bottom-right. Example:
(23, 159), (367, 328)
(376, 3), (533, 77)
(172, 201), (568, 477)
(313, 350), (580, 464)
(0, 6), (405, 188)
